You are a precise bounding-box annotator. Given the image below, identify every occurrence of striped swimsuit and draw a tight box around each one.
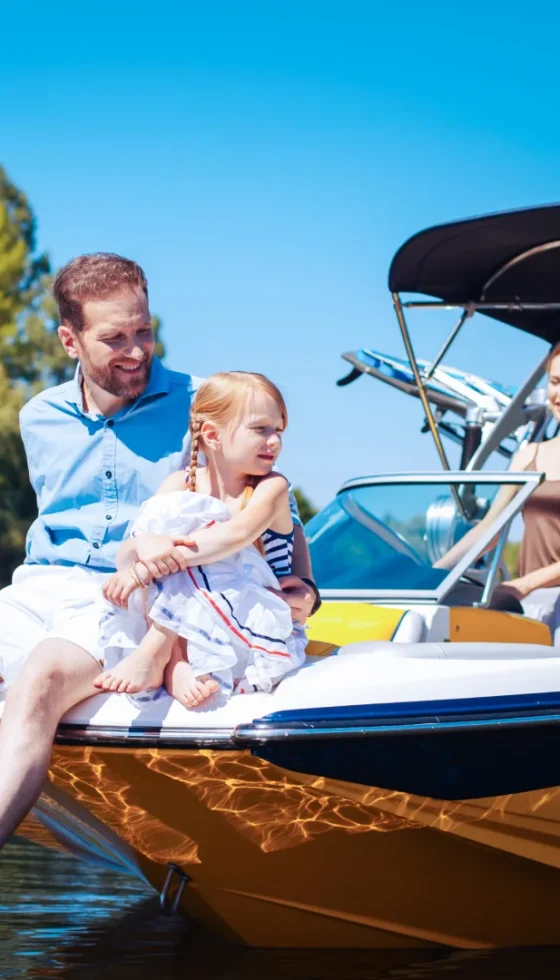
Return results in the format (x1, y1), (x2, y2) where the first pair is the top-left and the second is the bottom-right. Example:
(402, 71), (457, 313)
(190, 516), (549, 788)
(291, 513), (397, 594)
(262, 529), (295, 578)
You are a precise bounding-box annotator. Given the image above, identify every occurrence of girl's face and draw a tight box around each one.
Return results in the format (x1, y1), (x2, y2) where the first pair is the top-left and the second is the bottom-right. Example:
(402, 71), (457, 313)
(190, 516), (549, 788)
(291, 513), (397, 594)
(216, 388), (285, 477)
(547, 354), (560, 422)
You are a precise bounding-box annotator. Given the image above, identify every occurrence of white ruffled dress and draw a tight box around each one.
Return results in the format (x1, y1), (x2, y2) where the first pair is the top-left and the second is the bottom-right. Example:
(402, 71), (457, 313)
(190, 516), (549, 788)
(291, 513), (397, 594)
(99, 490), (307, 695)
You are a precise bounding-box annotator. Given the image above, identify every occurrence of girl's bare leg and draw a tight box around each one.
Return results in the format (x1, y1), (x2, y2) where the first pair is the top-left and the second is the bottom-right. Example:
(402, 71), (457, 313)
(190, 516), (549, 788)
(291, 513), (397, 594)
(94, 621), (175, 694)
(163, 637), (220, 708)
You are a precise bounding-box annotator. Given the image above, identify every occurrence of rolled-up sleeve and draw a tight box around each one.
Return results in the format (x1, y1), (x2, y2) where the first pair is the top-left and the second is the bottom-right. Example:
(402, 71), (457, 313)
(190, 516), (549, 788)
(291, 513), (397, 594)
(19, 402), (44, 498)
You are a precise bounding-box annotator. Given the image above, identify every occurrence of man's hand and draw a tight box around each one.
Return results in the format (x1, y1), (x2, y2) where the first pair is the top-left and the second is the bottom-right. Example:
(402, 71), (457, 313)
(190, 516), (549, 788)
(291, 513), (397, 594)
(134, 533), (196, 578)
(103, 563), (151, 608)
(273, 575), (316, 625)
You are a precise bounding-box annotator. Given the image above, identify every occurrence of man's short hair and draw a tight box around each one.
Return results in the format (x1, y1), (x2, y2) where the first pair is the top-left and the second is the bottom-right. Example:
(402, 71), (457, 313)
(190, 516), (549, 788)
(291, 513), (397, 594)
(54, 253), (148, 331)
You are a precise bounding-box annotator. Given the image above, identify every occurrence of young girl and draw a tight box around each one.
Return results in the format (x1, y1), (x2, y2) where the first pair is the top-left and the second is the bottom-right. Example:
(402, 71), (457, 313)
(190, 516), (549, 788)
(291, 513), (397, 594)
(94, 371), (307, 707)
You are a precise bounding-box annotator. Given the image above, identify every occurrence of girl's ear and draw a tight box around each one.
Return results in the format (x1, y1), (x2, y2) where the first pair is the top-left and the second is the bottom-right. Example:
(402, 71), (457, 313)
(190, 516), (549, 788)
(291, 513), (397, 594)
(201, 420), (221, 451)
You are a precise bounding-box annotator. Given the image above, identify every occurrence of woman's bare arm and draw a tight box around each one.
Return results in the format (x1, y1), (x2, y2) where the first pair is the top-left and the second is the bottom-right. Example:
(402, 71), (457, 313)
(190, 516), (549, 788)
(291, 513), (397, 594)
(434, 445), (534, 570)
(507, 559), (560, 597)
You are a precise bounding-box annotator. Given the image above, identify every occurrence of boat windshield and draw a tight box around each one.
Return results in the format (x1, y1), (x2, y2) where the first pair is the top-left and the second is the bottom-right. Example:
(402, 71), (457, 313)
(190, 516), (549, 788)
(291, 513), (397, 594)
(306, 475), (534, 596)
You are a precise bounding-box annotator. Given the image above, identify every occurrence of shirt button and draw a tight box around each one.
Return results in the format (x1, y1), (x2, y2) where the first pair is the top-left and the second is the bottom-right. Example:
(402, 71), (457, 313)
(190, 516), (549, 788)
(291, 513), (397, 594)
(106, 514), (112, 521)
(107, 419), (114, 427)
(93, 542), (100, 549)
(105, 470), (112, 479)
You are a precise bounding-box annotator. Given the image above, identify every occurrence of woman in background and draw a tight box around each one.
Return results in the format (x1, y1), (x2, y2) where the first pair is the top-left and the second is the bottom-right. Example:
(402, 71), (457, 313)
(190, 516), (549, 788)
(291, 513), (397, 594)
(437, 343), (560, 642)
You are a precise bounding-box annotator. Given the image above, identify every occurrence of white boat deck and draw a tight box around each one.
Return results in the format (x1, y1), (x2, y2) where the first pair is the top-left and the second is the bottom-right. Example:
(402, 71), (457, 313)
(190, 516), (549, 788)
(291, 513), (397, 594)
(2, 642), (559, 733)
(48, 642), (560, 730)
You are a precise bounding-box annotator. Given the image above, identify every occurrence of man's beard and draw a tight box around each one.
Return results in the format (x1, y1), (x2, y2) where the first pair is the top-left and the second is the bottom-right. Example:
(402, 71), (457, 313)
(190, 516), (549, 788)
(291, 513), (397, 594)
(81, 351), (153, 400)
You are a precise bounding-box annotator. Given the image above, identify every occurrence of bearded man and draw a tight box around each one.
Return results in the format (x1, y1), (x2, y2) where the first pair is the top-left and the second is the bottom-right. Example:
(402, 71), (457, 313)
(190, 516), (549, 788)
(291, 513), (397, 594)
(0, 253), (317, 847)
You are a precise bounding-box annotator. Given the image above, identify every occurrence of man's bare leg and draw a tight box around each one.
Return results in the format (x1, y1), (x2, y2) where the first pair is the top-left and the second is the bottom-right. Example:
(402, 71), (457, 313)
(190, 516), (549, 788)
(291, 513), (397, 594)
(0, 638), (99, 848)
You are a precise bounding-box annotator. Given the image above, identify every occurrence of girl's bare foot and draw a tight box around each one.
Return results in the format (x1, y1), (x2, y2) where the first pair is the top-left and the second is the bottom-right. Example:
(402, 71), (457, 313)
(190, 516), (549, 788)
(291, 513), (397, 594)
(94, 623), (174, 694)
(163, 657), (220, 708)
(94, 645), (170, 694)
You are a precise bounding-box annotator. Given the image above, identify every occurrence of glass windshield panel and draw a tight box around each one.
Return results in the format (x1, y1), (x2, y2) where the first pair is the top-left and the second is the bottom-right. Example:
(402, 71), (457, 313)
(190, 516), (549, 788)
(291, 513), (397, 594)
(306, 480), (525, 591)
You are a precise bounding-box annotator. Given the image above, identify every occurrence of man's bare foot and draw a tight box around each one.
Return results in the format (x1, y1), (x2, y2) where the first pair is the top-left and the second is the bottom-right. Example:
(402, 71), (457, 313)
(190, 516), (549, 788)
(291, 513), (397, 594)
(94, 645), (170, 695)
(163, 657), (220, 708)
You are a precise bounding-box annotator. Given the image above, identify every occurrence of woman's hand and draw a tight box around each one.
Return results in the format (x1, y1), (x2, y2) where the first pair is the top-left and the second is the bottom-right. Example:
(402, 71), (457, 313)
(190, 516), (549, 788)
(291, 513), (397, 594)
(134, 533), (196, 578)
(103, 563), (152, 608)
(499, 575), (533, 600)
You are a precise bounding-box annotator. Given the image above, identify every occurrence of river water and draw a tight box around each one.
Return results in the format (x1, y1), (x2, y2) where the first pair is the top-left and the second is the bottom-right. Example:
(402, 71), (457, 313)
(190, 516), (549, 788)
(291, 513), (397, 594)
(1, 836), (560, 979)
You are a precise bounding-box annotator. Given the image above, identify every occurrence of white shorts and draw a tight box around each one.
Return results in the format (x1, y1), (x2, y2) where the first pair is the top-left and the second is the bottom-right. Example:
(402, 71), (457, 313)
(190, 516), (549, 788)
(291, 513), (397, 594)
(522, 587), (560, 646)
(0, 564), (110, 695)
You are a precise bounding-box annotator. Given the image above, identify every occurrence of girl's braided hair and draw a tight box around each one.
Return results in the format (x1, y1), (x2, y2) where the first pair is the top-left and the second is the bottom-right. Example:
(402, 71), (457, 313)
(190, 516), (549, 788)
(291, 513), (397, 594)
(187, 416), (203, 491)
(186, 371), (288, 495)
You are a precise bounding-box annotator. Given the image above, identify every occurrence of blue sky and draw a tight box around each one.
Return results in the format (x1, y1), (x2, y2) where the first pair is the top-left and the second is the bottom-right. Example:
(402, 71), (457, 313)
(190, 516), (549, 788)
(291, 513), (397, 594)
(2, 1), (558, 506)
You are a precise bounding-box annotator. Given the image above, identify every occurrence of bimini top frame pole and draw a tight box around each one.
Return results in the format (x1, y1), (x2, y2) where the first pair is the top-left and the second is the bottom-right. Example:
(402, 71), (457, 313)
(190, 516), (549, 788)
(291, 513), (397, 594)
(424, 305), (474, 381)
(389, 226), (560, 478)
(467, 353), (548, 471)
(392, 291), (468, 518)
(403, 301), (560, 311)
(392, 290), (553, 479)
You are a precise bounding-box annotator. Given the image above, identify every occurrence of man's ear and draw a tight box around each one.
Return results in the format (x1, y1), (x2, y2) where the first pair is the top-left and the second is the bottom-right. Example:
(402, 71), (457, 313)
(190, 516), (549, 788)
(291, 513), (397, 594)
(201, 421), (220, 450)
(57, 324), (80, 360)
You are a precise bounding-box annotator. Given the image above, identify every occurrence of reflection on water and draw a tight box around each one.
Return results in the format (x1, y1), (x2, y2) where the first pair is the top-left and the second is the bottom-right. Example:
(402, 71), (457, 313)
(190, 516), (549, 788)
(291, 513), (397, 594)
(1, 837), (560, 979)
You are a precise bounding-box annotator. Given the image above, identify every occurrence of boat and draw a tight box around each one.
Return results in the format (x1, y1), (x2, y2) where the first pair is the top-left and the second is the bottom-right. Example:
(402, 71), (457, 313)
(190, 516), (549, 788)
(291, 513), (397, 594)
(7, 204), (560, 950)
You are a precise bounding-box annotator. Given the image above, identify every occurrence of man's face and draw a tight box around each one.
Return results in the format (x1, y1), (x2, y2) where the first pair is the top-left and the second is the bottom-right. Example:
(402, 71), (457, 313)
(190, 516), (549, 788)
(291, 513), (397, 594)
(58, 288), (155, 401)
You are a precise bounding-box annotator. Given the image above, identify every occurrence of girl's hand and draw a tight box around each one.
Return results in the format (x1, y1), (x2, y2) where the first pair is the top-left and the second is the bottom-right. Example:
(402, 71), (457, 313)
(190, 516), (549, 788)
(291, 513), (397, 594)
(103, 563), (151, 608)
(134, 533), (196, 578)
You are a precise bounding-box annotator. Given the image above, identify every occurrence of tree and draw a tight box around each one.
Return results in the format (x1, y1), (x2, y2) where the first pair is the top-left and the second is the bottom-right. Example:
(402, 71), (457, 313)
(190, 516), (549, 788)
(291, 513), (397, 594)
(0, 165), (164, 586)
(503, 540), (520, 578)
(293, 487), (318, 525)
(0, 166), (72, 585)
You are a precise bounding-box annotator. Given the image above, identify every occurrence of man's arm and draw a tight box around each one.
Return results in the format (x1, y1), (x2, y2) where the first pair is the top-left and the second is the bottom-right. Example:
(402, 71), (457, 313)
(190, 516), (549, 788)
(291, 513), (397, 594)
(274, 524), (320, 622)
(291, 523), (312, 578)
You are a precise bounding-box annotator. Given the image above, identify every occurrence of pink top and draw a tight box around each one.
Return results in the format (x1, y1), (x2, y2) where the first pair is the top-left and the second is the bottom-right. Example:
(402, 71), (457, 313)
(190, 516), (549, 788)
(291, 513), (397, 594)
(518, 452), (560, 577)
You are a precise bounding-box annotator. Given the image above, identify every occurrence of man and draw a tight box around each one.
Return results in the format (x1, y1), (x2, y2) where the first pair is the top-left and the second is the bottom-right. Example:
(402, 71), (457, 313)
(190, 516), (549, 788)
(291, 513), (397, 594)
(0, 253), (317, 847)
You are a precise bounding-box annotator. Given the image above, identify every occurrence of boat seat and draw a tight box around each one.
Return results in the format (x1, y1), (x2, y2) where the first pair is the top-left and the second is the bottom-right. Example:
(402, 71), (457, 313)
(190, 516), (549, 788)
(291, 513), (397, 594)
(337, 640), (559, 660)
(443, 580), (524, 615)
(392, 610), (426, 642)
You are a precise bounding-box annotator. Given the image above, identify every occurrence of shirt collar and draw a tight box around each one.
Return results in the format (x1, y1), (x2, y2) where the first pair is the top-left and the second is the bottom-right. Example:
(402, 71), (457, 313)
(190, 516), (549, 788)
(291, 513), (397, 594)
(66, 365), (86, 413)
(138, 356), (171, 400)
(65, 356), (171, 416)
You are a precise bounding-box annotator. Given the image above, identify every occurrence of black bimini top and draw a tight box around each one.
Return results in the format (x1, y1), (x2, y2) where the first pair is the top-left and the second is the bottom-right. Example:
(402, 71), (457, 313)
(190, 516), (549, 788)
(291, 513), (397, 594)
(388, 204), (560, 343)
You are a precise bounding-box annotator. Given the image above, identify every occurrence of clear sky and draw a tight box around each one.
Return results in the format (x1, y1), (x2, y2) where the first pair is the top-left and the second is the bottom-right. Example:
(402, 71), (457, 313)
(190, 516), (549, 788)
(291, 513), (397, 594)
(2, 0), (557, 506)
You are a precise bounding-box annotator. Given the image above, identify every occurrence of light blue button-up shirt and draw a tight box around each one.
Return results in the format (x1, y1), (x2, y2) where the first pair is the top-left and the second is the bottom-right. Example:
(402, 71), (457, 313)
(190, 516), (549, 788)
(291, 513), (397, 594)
(21, 357), (301, 573)
(21, 358), (201, 571)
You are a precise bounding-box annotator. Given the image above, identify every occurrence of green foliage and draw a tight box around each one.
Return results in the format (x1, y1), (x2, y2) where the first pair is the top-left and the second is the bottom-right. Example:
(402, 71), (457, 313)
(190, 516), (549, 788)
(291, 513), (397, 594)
(0, 165), (165, 587)
(0, 165), (72, 585)
(152, 314), (165, 360)
(293, 487), (318, 525)
(503, 540), (520, 578)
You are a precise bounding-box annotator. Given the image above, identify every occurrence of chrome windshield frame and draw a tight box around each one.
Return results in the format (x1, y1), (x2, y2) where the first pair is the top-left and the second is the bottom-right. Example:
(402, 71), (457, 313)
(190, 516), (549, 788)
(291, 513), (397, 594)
(316, 471), (543, 604)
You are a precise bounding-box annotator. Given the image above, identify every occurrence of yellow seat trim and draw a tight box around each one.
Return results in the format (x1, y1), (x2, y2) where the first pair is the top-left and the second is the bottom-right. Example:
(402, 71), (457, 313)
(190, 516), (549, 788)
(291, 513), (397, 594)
(306, 603), (405, 654)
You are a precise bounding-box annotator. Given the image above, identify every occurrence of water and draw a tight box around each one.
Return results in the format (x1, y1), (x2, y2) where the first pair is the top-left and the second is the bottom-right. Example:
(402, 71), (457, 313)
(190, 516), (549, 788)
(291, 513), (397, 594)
(1, 838), (560, 979)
